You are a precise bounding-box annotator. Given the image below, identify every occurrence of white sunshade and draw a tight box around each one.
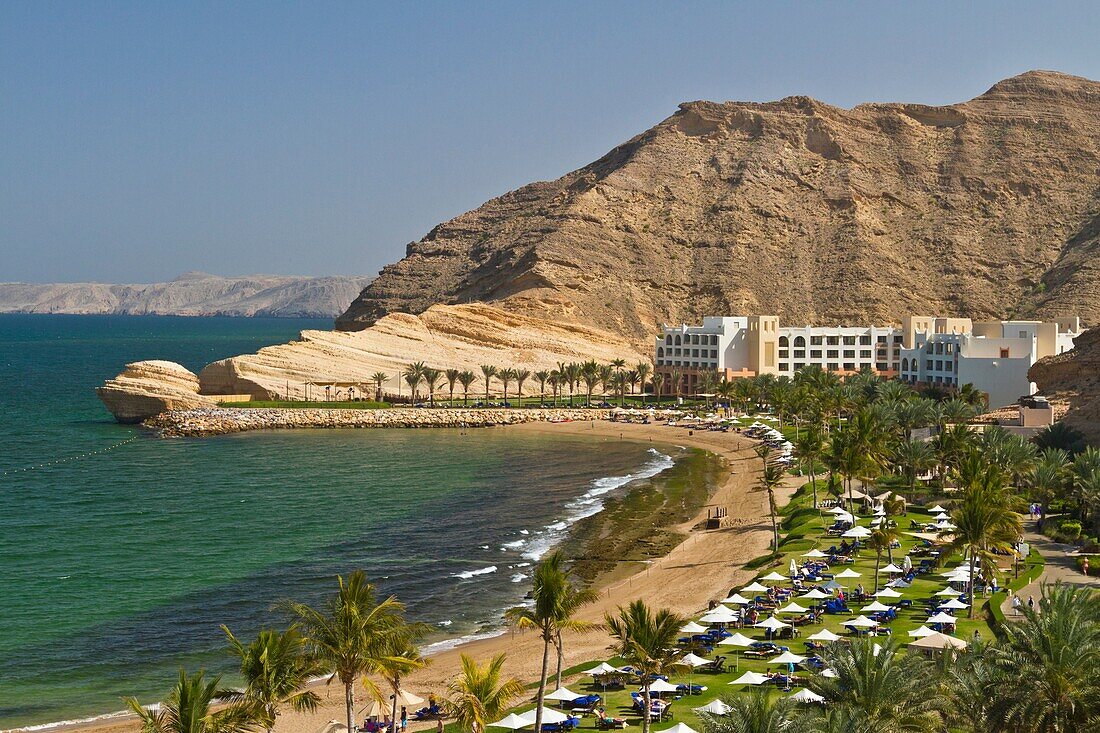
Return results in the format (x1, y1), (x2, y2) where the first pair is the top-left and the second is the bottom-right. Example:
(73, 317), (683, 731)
(719, 632), (756, 647)
(842, 615), (879, 628)
(729, 671), (769, 686)
(694, 699), (730, 715)
(881, 563), (904, 574)
(942, 565), (973, 576)
(800, 588), (830, 600)
(808, 628), (841, 642)
(680, 621), (708, 634)
(874, 588), (902, 598)
(908, 625), (938, 638)
(700, 608), (740, 624)
(936, 521), (957, 530)
(741, 582), (769, 593)
(887, 579), (911, 588)
(827, 506), (850, 515)
(929, 505), (946, 513)
(680, 652), (711, 668)
(488, 714), (530, 730)
(936, 587), (962, 597)
(778, 602), (808, 614)
(544, 687), (581, 702)
(723, 593), (752, 606)
(934, 513), (950, 521)
(754, 616), (791, 630)
(835, 568), (862, 579)
(862, 601), (892, 613)
(760, 571), (789, 582)
(769, 651), (806, 664)
(518, 708), (570, 725)
(843, 526), (872, 538)
(586, 662), (619, 675)
(647, 679), (680, 694)
(909, 632), (969, 651)
(789, 688), (825, 704)
(802, 549), (829, 558)
(927, 612), (959, 624)
(939, 599), (970, 610)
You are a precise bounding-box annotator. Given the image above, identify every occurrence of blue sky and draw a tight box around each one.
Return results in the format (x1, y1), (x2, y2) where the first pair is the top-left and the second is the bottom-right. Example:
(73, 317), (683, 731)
(2, 1), (1098, 283)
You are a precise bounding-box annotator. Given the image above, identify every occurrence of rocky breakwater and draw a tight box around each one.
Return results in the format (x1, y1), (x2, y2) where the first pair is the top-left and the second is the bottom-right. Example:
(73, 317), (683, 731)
(144, 407), (610, 437)
(97, 361), (216, 424)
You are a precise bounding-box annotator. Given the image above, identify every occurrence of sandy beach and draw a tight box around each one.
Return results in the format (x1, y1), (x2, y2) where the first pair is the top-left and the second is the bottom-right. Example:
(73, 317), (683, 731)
(36, 418), (796, 733)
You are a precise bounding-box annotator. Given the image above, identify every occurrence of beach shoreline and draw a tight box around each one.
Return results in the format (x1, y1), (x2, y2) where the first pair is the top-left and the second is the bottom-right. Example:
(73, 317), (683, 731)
(15, 418), (793, 733)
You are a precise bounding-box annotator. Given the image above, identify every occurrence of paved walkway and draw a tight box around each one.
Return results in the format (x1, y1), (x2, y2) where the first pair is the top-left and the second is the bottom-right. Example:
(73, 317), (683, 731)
(1000, 519), (1100, 618)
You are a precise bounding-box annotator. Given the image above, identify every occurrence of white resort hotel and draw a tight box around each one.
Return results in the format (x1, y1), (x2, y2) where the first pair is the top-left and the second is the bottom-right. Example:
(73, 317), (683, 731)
(654, 315), (1083, 410)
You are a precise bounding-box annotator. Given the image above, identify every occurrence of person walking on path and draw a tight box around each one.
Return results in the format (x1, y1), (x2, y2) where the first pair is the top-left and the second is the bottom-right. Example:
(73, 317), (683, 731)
(1012, 595), (1022, 616)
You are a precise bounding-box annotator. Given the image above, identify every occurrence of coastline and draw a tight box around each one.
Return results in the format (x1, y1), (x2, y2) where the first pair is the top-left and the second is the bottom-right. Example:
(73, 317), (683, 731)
(17, 418), (794, 733)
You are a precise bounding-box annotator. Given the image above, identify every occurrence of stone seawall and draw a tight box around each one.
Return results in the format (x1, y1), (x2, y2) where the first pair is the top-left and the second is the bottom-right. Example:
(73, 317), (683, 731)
(144, 407), (611, 437)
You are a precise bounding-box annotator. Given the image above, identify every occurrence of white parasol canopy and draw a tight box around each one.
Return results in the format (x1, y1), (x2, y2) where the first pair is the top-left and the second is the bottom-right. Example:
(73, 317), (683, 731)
(760, 571), (788, 582)
(880, 563), (904, 574)
(800, 588), (830, 600)
(769, 651), (806, 665)
(938, 598), (970, 610)
(820, 668), (838, 678)
(928, 612), (959, 624)
(777, 602), (808, 614)
(680, 621), (708, 634)
(843, 526), (872, 538)
(842, 615), (879, 628)
(700, 608), (740, 624)
(680, 653), (711, 668)
(722, 593), (752, 606)
(929, 505), (946, 513)
(741, 582), (769, 593)
(487, 716), (529, 731)
(827, 506), (850, 515)
(729, 671), (769, 685)
(754, 616), (791, 630)
(789, 688), (825, 703)
(517, 708), (569, 725)
(316, 722), (351, 733)
(936, 587), (962, 597)
(862, 601), (892, 613)
(909, 632), (968, 650)
(874, 587), (902, 598)
(907, 625), (937, 638)
(694, 699), (730, 715)
(647, 679), (680, 694)
(719, 632), (755, 647)
(835, 568), (862, 579)
(586, 662), (619, 675)
(808, 628), (841, 642)
(544, 687), (581, 702)
(802, 549), (829, 558)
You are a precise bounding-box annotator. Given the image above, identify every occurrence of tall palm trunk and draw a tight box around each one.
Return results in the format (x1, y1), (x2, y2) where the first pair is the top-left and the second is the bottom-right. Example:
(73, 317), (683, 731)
(344, 680), (355, 733)
(641, 683), (652, 733)
(555, 629), (564, 688)
(534, 631), (551, 733)
(768, 488), (779, 551)
(809, 463), (818, 509)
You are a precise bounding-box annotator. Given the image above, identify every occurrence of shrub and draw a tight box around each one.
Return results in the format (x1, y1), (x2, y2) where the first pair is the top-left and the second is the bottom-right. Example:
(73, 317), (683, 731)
(1057, 520), (1083, 542)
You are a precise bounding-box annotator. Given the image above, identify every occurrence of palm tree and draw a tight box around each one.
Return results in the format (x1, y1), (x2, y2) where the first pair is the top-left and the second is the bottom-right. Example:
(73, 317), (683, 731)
(636, 362), (652, 405)
(503, 551), (595, 733)
(498, 368), (516, 406)
(597, 364), (615, 401)
(697, 693), (794, 733)
(371, 372), (389, 402)
(444, 654), (524, 733)
(866, 528), (894, 593)
(670, 369), (683, 403)
(221, 626), (323, 733)
(946, 477), (1021, 617)
(793, 424), (825, 508)
(548, 371), (561, 407)
(480, 365), (497, 404)
(374, 623), (431, 733)
(809, 638), (942, 730)
(534, 370), (550, 405)
(550, 568), (599, 688)
(987, 584), (1100, 731)
(580, 361), (600, 407)
(756, 451), (786, 552)
(422, 368), (442, 407)
(652, 372), (665, 407)
(515, 369), (531, 407)
(893, 439), (936, 495)
(459, 370), (477, 406)
(605, 600), (685, 733)
(564, 363), (582, 407)
(445, 369), (461, 407)
(284, 571), (407, 733)
(404, 362), (426, 404)
(625, 369), (640, 401)
(125, 669), (262, 733)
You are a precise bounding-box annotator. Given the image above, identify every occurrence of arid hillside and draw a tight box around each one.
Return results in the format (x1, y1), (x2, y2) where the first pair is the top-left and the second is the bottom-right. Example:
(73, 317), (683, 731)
(338, 70), (1100, 345)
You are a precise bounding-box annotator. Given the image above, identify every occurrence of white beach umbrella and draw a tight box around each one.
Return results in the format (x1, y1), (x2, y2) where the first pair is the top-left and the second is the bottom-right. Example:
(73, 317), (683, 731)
(910, 632), (969, 651)
(942, 565), (972, 576)
(789, 689), (825, 704)
(722, 593), (752, 606)
(729, 671), (769, 685)
(769, 651), (806, 665)
(874, 587), (902, 598)
(680, 653), (711, 668)
(800, 588), (830, 600)
(518, 708), (569, 725)
(808, 629), (841, 642)
(760, 571), (789, 582)
(487, 716), (529, 731)
(754, 616), (791, 630)
(936, 521), (957, 530)
(928, 612), (959, 624)
(586, 662), (619, 675)
(694, 700), (730, 715)
(929, 505), (946, 513)
(820, 668), (838, 678)
(827, 506), (850, 515)
(719, 632), (755, 647)
(862, 601), (892, 613)
(944, 571), (972, 584)
(938, 598), (970, 610)
(700, 608), (740, 624)
(544, 687), (581, 702)
(741, 581), (769, 593)
(841, 615), (879, 628)
(887, 579), (911, 588)
(834, 511), (854, 523)
(777, 601), (808, 614)
(908, 625), (937, 638)
(647, 679), (680, 694)
(843, 526), (872, 538)
(802, 549), (829, 558)
(680, 621), (708, 634)
(936, 587), (962, 597)
(835, 568), (862, 579)
(880, 563), (904, 574)
(934, 512), (950, 521)
(823, 579), (843, 591)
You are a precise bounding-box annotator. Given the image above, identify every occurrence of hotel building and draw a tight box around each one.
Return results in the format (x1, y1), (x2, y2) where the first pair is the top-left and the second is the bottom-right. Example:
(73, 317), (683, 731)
(654, 315), (1083, 409)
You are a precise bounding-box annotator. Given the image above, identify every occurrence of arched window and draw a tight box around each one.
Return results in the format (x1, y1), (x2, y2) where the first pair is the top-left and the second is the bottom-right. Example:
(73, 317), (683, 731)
(902, 358), (909, 372)
(794, 336), (806, 348)
(779, 336), (789, 347)
(674, 335), (681, 346)
(657, 347), (664, 358)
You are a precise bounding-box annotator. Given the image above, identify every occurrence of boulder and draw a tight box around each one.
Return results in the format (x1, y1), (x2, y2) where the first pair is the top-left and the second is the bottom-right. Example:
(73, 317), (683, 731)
(97, 360), (216, 423)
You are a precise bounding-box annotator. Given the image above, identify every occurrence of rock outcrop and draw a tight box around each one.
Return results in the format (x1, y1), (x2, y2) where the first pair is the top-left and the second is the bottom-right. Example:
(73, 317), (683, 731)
(97, 361), (216, 423)
(1029, 327), (1100, 444)
(338, 70), (1100, 345)
(199, 302), (647, 400)
(1, 272), (372, 318)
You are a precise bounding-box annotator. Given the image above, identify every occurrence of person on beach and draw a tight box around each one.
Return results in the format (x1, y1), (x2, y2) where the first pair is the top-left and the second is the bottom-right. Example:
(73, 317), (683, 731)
(401, 708), (407, 731)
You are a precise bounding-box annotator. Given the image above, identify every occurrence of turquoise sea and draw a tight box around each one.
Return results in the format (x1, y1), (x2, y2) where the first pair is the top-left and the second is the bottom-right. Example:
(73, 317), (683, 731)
(0, 315), (678, 730)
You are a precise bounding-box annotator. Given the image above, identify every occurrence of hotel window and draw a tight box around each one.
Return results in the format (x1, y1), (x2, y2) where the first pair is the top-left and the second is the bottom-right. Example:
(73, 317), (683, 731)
(779, 336), (789, 347)
(926, 360), (933, 370)
(1019, 330), (1028, 339)
(827, 349), (838, 358)
(1000, 348), (1010, 358)
(674, 348), (680, 356)
(876, 335), (887, 344)
(811, 336), (823, 346)
(894, 335), (903, 344)
(665, 335), (672, 345)
(710, 349), (717, 358)
(794, 362), (806, 370)
(876, 362), (888, 371)
(843, 336), (856, 346)
(779, 363), (789, 372)
(692, 349), (699, 357)
(935, 360), (942, 370)
(794, 350), (805, 359)
(827, 336), (839, 346)
(860, 350), (872, 359)
(779, 349), (789, 359)
(827, 363), (839, 370)
(844, 363), (855, 371)
(843, 349), (855, 358)
(860, 335), (871, 345)
(945, 343), (953, 354)
(793, 336), (806, 348)
(811, 350), (822, 358)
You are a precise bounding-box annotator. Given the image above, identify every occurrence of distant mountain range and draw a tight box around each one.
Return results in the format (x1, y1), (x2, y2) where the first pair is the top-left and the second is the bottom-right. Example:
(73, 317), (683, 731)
(0, 272), (374, 318)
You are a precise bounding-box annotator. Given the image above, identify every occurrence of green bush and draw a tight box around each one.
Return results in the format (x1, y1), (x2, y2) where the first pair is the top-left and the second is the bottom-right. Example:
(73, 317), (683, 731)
(1058, 520), (1083, 542)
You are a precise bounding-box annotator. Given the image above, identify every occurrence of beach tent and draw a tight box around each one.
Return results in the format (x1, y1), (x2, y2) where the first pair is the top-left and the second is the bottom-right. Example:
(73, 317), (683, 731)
(808, 629), (841, 642)
(802, 549), (829, 558)
(722, 593), (752, 606)
(835, 568), (862, 579)
(694, 700), (731, 715)
(754, 616), (791, 630)
(680, 621), (708, 634)
(862, 601), (892, 613)
(910, 632), (968, 651)
(939, 599), (970, 610)
(789, 689), (825, 704)
(647, 679), (680, 695)
(777, 602), (808, 614)
(881, 563), (903, 574)
(719, 632), (756, 647)
(518, 708), (569, 725)
(544, 687), (581, 703)
(842, 615), (879, 628)
(741, 582), (769, 593)
(729, 671), (769, 685)
(928, 612), (959, 624)
(680, 653), (711, 668)
(769, 651), (806, 665)
(760, 571), (788, 582)
(800, 588), (830, 600)
(874, 587), (902, 598)
(908, 625), (937, 638)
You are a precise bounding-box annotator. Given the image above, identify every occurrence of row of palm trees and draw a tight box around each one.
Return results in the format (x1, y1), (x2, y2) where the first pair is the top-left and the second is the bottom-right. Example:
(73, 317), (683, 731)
(382, 360), (656, 407)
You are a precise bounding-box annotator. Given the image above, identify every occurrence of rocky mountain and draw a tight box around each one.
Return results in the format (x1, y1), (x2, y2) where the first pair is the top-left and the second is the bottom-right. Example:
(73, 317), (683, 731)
(1029, 327), (1100, 445)
(337, 70), (1100, 346)
(0, 272), (373, 318)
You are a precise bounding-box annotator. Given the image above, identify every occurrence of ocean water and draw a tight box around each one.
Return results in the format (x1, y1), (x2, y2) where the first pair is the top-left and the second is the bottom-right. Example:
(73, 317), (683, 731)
(0, 315), (676, 729)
